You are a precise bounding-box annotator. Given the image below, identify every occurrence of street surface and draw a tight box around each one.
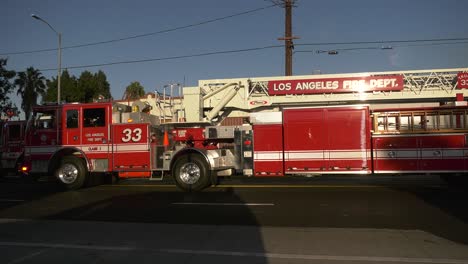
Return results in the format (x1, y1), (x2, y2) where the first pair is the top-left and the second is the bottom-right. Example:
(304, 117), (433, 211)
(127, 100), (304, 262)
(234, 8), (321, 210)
(1, 175), (468, 264)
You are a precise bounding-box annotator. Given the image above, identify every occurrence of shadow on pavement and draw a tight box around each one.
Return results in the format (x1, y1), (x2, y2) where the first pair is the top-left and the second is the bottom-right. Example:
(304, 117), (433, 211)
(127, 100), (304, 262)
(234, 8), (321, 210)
(0, 186), (268, 263)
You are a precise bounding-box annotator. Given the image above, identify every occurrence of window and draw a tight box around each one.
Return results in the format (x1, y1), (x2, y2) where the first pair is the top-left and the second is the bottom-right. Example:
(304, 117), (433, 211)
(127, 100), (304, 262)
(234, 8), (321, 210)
(374, 108), (468, 134)
(66, 110), (79, 128)
(83, 108), (106, 127)
(34, 110), (56, 129)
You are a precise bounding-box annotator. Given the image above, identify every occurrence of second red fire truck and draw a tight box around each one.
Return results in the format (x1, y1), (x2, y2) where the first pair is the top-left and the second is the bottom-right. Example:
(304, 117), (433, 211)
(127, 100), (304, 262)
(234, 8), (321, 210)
(20, 68), (468, 191)
(1, 119), (26, 177)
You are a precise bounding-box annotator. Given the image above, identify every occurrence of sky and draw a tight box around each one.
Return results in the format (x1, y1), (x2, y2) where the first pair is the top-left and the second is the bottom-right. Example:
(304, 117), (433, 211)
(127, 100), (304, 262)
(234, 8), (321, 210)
(2, 0), (468, 105)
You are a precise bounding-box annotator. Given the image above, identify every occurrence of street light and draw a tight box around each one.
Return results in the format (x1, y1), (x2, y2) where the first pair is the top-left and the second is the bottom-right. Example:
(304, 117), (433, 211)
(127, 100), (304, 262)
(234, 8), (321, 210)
(31, 14), (62, 104)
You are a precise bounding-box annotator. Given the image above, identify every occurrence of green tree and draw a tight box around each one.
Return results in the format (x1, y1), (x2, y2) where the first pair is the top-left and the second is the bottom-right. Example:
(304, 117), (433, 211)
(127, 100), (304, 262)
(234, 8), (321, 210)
(44, 70), (111, 103)
(0, 58), (19, 118)
(77, 70), (95, 103)
(77, 70), (112, 102)
(15, 67), (46, 119)
(123, 81), (145, 100)
(45, 70), (80, 103)
(93, 70), (112, 100)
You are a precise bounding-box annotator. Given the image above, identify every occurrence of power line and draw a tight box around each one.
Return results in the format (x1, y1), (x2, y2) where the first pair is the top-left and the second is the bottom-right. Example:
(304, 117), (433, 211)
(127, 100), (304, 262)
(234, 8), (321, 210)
(37, 45), (283, 72)
(295, 37), (468, 47)
(0, 4), (278, 56)
(295, 40), (468, 54)
(35, 39), (468, 72)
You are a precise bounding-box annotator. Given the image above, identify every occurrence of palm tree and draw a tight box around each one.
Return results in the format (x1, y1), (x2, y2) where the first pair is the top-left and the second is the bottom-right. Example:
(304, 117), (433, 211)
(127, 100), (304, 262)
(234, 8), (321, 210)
(15, 67), (46, 119)
(123, 81), (145, 100)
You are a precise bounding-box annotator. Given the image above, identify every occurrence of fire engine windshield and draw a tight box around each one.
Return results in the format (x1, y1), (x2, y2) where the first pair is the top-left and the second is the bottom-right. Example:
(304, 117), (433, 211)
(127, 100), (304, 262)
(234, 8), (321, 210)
(32, 110), (56, 130)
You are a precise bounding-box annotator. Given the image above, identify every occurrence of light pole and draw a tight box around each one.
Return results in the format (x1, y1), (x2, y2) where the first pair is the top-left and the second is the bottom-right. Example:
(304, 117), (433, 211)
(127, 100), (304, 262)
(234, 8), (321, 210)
(31, 14), (62, 104)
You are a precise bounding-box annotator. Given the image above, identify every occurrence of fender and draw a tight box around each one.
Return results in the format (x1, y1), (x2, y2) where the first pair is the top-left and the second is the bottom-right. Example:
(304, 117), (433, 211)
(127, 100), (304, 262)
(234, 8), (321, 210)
(170, 147), (217, 186)
(48, 147), (91, 175)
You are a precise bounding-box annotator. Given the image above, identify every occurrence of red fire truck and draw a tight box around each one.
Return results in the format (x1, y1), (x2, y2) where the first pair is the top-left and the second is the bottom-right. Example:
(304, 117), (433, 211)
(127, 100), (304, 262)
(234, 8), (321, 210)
(0, 120), (26, 177)
(20, 68), (468, 191)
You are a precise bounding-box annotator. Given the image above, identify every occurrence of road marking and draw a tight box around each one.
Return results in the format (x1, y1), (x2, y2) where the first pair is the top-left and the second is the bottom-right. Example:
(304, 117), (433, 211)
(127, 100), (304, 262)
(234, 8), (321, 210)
(214, 184), (383, 188)
(171, 202), (274, 206)
(103, 184), (383, 189)
(161, 248), (468, 263)
(0, 241), (466, 264)
(0, 199), (25, 202)
(0, 241), (135, 251)
(6, 249), (48, 264)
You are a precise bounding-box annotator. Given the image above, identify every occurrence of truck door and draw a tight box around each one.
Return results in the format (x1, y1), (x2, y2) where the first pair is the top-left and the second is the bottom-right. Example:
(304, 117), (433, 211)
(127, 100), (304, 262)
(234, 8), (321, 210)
(283, 107), (371, 174)
(326, 107), (371, 173)
(253, 124), (284, 176)
(63, 107), (81, 145)
(283, 108), (327, 173)
(251, 112), (284, 176)
(111, 123), (151, 177)
(81, 105), (111, 172)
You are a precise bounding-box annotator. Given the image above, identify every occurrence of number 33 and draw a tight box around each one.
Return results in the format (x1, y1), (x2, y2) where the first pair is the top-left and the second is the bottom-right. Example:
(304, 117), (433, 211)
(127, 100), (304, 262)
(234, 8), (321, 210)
(122, 128), (142, 142)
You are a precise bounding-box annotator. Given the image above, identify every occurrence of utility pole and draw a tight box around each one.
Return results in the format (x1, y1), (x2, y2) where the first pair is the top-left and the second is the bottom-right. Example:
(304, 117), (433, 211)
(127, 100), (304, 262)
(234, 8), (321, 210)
(276, 0), (298, 76)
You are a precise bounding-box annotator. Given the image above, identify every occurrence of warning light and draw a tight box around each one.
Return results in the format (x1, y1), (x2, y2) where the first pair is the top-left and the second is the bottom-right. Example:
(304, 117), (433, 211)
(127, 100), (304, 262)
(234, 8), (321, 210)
(244, 139), (252, 146)
(127, 118), (134, 123)
(21, 166), (28, 172)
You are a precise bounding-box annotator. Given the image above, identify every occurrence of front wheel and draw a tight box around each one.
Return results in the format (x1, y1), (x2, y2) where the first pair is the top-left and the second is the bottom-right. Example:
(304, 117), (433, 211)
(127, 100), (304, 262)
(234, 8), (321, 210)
(173, 154), (211, 192)
(55, 156), (87, 190)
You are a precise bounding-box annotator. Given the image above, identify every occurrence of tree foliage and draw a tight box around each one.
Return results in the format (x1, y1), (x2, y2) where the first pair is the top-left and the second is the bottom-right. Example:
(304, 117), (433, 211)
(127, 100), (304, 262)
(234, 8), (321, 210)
(44, 70), (111, 103)
(15, 67), (46, 119)
(123, 81), (146, 100)
(45, 70), (79, 103)
(0, 58), (19, 118)
(94, 70), (112, 100)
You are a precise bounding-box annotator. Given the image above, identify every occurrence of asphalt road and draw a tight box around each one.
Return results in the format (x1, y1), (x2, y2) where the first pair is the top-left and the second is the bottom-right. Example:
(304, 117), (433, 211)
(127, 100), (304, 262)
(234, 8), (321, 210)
(1, 175), (468, 264)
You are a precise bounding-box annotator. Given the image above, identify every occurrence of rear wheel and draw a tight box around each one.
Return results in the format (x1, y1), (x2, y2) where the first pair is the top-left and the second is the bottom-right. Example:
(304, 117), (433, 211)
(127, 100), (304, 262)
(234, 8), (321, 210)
(173, 154), (211, 192)
(55, 156), (87, 190)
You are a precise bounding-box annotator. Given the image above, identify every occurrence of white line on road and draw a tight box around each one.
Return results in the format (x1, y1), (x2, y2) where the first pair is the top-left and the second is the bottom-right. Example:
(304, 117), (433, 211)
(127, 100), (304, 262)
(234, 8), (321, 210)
(6, 248), (48, 264)
(162, 248), (468, 264)
(0, 241), (466, 264)
(0, 241), (135, 251)
(0, 199), (25, 202)
(171, 202), (275, 206)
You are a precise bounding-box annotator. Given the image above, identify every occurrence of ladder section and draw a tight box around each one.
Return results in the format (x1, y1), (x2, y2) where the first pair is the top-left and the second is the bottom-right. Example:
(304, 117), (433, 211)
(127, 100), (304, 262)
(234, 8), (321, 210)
(155, 83), (184, 123)
(245, 68), (468, 106)
(372, 107), (468, 134)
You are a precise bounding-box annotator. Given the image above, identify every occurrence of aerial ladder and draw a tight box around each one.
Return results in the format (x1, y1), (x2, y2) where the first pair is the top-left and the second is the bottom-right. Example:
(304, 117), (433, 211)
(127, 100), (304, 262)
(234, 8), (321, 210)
(179, 68), (468, 123)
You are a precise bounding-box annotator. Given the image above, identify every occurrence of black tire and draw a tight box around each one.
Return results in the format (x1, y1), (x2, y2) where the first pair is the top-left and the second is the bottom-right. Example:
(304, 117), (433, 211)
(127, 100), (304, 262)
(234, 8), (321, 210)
(55, 156), (87, 190)
(173, 154), (211, 192)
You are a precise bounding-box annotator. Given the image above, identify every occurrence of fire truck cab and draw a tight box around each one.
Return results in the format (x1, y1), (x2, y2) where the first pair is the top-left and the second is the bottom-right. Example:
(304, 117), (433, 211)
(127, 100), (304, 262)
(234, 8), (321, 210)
(21, 101), (249, 190)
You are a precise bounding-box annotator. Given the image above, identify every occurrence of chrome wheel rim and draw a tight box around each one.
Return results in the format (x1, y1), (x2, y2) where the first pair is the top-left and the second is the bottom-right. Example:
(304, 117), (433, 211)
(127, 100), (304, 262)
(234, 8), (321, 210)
(57, 163), (79, 184)
(179, 162), (201, 184)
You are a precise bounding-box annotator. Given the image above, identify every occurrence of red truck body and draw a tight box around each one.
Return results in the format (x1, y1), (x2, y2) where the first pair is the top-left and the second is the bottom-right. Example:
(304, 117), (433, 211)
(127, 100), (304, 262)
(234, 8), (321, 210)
(253, 105), (468, 177)
(253, 106), (372, 176)
(21, 101), (468, 191)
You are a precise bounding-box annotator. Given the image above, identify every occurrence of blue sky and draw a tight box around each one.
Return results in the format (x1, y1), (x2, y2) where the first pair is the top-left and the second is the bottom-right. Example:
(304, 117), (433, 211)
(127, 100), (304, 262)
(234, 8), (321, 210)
(2, 0), (468, 102)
